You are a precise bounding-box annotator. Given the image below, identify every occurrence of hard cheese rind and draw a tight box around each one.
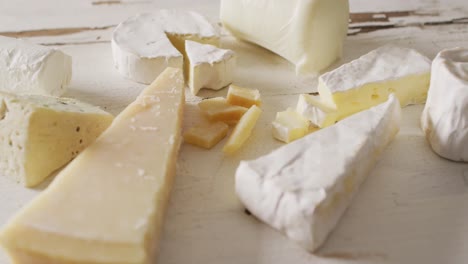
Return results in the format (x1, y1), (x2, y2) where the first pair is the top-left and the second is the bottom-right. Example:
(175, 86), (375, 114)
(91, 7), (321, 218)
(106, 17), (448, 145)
(0, 36), (72, 96)
(186, 40), (236, 95)
(236, 95), (401, 252)
(421, 48), (468, 162)
(220, 0), (349, 74)
(112, 10), (219, 84)
(0, 67), (185, 263)
(0, 91), (113, 187)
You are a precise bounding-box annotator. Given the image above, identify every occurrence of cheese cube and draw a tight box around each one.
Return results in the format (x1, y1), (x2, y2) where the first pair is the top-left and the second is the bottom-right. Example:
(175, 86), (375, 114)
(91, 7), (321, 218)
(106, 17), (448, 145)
(0, 36), (72, 96)
(226, 85), (261, 108)
(184, 122), (229, 149)
(223, 105), (262, 154)
(272, 108), (310, 143)
(296, 94), (338, 128)
(198, 97), (248, 124)
(0, 67), (185, 263)
(0, 91), (113, 187)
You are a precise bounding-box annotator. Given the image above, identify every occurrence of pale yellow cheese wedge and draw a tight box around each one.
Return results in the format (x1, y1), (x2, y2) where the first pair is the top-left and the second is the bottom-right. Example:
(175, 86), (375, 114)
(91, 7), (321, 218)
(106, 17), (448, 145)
(296, 94), (338, 128)
(272, 108), (310, 143)
(198, 97), (247, 124)
(184, 122), (229, 149)
(226, 85), (261, 108)
(0, 67), (185, 264)
(223, 105), (262, 154)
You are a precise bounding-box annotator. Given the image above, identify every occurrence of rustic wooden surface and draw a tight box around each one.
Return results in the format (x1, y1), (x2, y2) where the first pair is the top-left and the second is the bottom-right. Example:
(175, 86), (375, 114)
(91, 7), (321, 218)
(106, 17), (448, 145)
(1, 0), (468, 263)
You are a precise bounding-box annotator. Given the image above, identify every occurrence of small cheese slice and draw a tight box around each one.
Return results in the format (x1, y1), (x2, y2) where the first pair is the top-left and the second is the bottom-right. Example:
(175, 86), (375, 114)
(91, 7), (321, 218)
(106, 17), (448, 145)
(0, 91), (113, 187)
(198, 97), (248, 124)
(112, 10), (219, 84)
(421, 48), (468, 162)
(318, 45), (431, 121)
(272, 108), (309, 143)
(0, 67), (185, 263)
(296, 94), (338, 128)
(220, 0), (349, 74)
(223, 105), (262, 154)
(236, 95), (401, 252)
(184, 122), (229, 149)
(226, 85), (261, 108)
(0, 36), (72, 96)
(186, 40), (236, 95)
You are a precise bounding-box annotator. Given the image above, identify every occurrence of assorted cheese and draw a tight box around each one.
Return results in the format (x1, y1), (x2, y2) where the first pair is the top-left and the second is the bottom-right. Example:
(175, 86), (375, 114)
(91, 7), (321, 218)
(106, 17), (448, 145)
(186, 40), (236, 95)
(0, 91), (113, 187)
(226, 85), (262, 108)
(236, 95), (401, 252)
(223, 105), (262, 154)
(0, 67), (185, 263)
(184, 122), (229, 149)
(318, 45), (431, 121)
(198, 97), (248, 124)
(0, 36), (72, 96)
(421, 48), (468, 162)
(272, 108), (310, 143)
(220, 0), (349, 74)
(112, 10), (219, 84)
(296, 94), (338, 128)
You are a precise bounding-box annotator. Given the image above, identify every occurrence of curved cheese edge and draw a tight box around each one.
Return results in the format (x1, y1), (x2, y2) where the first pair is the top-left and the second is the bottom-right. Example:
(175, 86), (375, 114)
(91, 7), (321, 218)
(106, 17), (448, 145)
(112, 10), (219, 84)
(0, 68), (185, 263)
(236, 95), (401, 252)
(421, 47), (468, 162)
(220, 0), (349, 74)
(0, 36), (72, 96)
(186, 40), (236, 95)
(318, 45), (431, 120)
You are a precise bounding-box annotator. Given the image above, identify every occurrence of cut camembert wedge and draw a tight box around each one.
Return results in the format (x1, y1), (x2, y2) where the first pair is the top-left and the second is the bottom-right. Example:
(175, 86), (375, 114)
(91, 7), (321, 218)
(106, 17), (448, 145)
(236, 95), (401, 252)
(0, 67), (185, 264)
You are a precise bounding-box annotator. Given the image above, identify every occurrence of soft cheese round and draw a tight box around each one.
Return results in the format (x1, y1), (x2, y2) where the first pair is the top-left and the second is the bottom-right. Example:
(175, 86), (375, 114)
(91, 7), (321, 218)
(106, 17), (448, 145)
(421, 48), (468, 162)
(112, 10), (219, 84)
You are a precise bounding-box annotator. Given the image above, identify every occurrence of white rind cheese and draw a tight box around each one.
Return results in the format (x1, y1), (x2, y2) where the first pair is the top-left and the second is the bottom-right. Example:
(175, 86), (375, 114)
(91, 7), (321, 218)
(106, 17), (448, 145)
(0, 91), (113, 187)
(112, 10), (219, 84)
(0, 68), (184, 263)
(236, 95), (401, 252)
(318, 45), (431, 120)
(220, 0), (349, 74)
(296, 94), (338, 128)
(0, 36), (72, 96)
(421, 48), (468, 162)
(186, 40), (236, 95)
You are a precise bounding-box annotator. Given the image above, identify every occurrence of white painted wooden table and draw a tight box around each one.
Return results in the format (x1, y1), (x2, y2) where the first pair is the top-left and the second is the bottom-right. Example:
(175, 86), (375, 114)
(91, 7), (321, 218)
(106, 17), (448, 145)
(1, 1), (468, 263)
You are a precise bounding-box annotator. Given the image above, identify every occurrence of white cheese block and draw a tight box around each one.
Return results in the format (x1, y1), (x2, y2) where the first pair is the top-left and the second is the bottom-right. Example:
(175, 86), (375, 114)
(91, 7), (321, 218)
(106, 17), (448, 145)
(0, 67), (185, 263)
(186, 40), (236, 95)
(220, 0), (349, 74)
(236, 95), (401, 252)
(421, 48), (468, 162)
(318, 45), (431, 120)
(112, 10), (219, 84)
(0, 36), (72, 96)
(296, 94), (338, 128)
(272, 108), (310, 143)
(0, 91), (113, 187)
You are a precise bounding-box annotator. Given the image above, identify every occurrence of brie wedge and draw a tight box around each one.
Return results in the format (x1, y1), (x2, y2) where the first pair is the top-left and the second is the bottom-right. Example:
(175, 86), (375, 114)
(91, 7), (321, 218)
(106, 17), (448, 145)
(421, 48), (468, 162)
(318, 45), (431, 121)
(236, 95), (401, 252)
(186, 40), (236, 95)
(0, 36), (72, 96)
(220, 0), (349, 74)
(0, 68), (184, 263)
(272, 108), (310, 143)
(296, 94), (338, 128)
(0, 91), (113, 187)
(112, 10), (219, 84)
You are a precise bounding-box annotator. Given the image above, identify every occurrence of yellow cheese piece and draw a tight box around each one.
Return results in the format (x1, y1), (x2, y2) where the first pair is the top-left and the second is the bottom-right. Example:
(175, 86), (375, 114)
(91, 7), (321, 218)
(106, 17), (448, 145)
(0, 91), (114, 187)
(0, 67), (185, 264)
(272, 108), (310, 143)
(184, 122), (229, 149)
(223, 105), (262, 154)
(198, 97), (247, 124)
(226, 85), (261, 108)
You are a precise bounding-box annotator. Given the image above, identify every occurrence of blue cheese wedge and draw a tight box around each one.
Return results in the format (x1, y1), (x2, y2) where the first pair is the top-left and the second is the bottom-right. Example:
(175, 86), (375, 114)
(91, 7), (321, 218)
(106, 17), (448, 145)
(0, 91), (113, 187)
(236, 95), (401, 252)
